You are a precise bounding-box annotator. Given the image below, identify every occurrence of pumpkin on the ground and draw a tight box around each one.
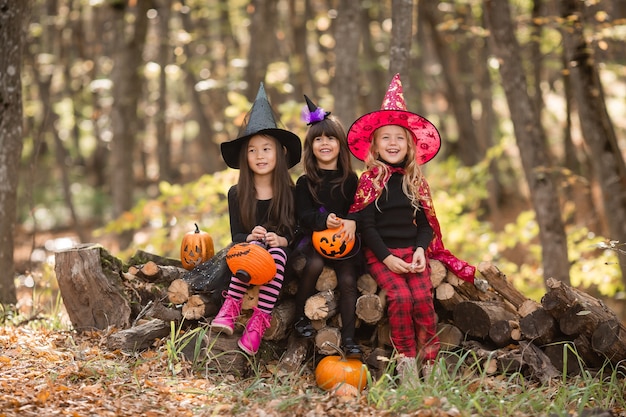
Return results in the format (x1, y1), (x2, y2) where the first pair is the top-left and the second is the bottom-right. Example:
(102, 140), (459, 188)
(180, 223), (214, 270)
(225, 242), (276, 285)
(312, 225), (355, 259)
(315, 342), (368, 391)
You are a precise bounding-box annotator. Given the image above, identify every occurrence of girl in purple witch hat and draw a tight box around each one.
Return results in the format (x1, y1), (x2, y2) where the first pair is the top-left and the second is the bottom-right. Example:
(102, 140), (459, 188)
(293, 95), (362, 358)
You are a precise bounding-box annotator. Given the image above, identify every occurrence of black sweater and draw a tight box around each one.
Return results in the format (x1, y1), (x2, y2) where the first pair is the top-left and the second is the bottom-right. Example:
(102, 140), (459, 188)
(295, 170), (358, 233)
(359, 172), (434, 262)
(227, 185), (295, 244)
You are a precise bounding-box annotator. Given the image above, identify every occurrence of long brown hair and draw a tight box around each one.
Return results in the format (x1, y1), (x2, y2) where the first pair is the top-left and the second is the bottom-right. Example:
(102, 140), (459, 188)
(303, 115), (356, 204)
(236, 134), (296, 237)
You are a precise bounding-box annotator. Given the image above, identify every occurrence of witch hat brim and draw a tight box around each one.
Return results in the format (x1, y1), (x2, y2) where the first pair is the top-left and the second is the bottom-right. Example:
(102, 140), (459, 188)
(347, 74), (441, 164)
(221, 83), (302, 169)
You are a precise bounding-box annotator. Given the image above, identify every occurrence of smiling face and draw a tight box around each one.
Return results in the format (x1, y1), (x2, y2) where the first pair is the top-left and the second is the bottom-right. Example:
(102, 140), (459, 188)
(247, 134), (278, 176)
(372, 124), (410, 165)
(312, 134), (340, 170)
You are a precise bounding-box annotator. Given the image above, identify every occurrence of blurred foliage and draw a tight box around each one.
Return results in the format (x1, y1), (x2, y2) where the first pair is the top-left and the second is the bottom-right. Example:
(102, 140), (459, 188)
(96, 169), (240, 261)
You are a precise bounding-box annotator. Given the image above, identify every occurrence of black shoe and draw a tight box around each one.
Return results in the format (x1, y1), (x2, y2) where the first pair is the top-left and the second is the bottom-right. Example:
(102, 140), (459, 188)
(294, 316), (315, 338)
(342, 338), (362, 358)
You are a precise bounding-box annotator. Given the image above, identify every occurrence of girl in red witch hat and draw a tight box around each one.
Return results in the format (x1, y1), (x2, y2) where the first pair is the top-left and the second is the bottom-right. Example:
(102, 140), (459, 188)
(347, 73), (476, 384)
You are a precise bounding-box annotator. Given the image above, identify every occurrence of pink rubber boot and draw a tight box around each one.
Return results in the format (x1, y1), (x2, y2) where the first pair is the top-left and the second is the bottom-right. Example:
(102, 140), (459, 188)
(209, 296), (242, 336)
(238, 308), (271, 355)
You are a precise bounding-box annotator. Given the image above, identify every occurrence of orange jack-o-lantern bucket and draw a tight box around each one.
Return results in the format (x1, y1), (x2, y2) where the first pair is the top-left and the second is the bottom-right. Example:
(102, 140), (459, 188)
(226, 242), (276, 285)
(312, 227), (356, 259)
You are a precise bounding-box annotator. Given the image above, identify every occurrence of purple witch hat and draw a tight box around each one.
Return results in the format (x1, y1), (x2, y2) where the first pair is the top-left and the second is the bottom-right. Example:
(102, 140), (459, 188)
(301, 95), (330, 125)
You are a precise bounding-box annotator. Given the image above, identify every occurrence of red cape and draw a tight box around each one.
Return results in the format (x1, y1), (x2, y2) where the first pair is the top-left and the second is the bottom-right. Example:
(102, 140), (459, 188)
(349, 168), (475, 283)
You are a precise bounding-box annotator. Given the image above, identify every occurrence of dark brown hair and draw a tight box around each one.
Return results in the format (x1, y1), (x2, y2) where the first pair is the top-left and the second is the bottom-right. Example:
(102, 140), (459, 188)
(302, 115), (356, 204)
(236, 134), (296, 237)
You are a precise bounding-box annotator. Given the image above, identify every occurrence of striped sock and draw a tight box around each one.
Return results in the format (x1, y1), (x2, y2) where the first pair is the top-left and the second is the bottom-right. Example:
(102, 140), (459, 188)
(256, 247), (286, 314)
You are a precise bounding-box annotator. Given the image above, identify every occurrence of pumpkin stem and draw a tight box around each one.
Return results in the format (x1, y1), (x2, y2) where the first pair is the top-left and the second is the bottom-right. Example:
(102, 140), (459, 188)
(194, 223), (200, 233)
(321, 341), (346, 361)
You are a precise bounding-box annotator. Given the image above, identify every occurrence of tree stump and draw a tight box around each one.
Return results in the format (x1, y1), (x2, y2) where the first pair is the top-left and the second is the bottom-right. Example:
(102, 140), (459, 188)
(264, 298), (296, 341)
(314, 327), (342, 354)
(315, 267), (337, 291)
(489, 319), (520, 347)
(355, 293), (385, 325)
(305, 290), (338, 321)
(130, 261), (187, 285)
(278, 333), (311, 372)
(591, 319), (626, 364)
(429, 259), (448, 287)
(519, 307), (560, 345)
(437, 323), (464, 349)
(167, 278), (190, 305)
(453, 301), (518, 339)
(204, 330), (250, 377)
(356, 273), (378, 295)
(435, 282), (465, 311)
(55, 244), (131, 330)
(182, 294), (218, 320)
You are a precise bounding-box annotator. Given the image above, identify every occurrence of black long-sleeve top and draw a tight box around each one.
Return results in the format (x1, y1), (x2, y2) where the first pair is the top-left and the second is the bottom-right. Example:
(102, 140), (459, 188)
(227, 185), (295, 244)
(359, 172), (434, 262)
(295, 170), (359, 233)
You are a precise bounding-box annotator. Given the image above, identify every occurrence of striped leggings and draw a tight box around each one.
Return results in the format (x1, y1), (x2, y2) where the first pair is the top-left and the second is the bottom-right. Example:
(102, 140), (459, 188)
(226, 246), (287, 314)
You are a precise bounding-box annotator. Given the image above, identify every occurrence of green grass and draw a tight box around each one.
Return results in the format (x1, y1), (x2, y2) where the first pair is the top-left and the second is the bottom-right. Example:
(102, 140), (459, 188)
(361, 350), (626, 416)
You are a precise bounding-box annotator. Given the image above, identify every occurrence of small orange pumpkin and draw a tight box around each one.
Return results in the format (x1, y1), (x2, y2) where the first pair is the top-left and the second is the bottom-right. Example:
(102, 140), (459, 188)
(315, 342), (368, 391)
(312, 226), (355, 259)
(225, 242), (276, 285)
(180, 223), (214, 270)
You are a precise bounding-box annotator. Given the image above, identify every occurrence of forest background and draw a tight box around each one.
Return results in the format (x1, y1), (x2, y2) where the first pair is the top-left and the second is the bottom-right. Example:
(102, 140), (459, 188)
(1, 0), (626, 323)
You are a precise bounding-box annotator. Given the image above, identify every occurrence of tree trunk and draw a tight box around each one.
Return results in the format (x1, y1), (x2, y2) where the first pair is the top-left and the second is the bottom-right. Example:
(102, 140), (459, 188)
(333, 0), (362, 131)
(245, 0), (277, 99)
(420, 1), (481, 165)
(156, 0), (173, 182)
(485, 0), (571, 285)
(389, 0), (413, 79)
(560, 0), (626, 283)
(0, 0), (30, 304)
(110, 0), (150, 249)
(179, 1), (224, 174)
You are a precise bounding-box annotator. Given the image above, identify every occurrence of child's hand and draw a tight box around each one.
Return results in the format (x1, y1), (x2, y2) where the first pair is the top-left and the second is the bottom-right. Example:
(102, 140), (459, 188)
(264, 232), (285, 248)
(338, 219), (356, 242)
(326, 213), (342, 229)
(248, 225), (268, 242)
(383, 254), (413, 274)
(410, 247), (426, 273)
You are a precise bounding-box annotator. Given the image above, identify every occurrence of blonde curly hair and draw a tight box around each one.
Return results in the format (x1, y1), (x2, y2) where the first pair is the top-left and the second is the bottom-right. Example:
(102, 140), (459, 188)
(364, 126), (431, 214)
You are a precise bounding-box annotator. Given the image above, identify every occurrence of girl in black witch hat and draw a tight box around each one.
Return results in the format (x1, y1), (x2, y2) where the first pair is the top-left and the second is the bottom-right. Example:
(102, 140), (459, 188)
(293, 95), (362, 358)
(209, 83), (301, 356)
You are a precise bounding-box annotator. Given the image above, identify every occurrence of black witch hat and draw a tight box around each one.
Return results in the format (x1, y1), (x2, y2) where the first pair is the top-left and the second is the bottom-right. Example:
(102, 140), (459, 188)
(221, 83), (302, 169)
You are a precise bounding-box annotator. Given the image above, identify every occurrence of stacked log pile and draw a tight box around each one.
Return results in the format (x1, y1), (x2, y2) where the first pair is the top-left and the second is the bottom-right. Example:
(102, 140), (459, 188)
(54, 244), (626, 382)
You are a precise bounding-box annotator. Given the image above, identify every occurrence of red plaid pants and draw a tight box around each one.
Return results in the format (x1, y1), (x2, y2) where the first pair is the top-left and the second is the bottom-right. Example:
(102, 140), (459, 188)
(365, 247), (440, 360)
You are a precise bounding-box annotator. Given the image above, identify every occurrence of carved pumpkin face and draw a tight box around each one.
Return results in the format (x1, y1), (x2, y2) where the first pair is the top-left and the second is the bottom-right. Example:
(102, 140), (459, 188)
(312, 227), (355, 259)
(180, 223), (215, 270)
(226, 242), (276, 285)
